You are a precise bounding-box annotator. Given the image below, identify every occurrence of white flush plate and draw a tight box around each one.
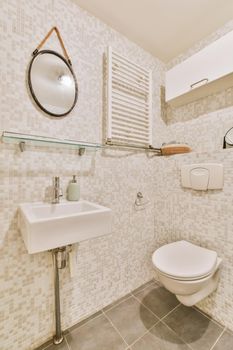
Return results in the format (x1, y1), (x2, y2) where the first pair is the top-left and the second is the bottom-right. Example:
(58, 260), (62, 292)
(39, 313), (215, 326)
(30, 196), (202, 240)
(181, 163), (223, 190)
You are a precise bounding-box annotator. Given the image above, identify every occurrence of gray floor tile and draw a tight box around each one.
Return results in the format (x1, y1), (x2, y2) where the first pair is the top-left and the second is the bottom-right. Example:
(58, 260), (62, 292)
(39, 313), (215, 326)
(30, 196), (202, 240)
(105, 296), (158, 345)
(131, 322), (190, 350)
(103, 293), (132, 312)
(66, 314), (126, 350)
(64, 310), (102, 334)
(212, 329), (233, 349)
(34, 339), (53, 350)
(133, 283), (179, 318)
(131, 280), (156, 295)
(44, 339), (69, 350)
(163, 305), (224, 350)
(34, 343), (50, 350)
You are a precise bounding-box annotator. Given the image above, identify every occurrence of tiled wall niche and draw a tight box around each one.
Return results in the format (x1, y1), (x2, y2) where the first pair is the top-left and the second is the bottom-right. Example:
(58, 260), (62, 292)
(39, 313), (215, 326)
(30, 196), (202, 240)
(0, 1), (166, 349)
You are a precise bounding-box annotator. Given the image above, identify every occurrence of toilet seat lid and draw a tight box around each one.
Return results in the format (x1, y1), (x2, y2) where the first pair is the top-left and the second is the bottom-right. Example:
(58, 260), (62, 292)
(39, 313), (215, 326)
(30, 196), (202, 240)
(152, 240), (217, 279)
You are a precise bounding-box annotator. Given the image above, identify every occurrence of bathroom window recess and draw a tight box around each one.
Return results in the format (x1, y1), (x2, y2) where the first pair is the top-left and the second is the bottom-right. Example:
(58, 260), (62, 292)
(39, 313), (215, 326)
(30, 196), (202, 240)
(106, 46), (152, 148)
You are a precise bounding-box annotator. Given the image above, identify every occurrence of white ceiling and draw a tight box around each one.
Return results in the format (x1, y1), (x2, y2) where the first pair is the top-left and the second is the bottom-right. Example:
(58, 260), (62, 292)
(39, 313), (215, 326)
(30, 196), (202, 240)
(75, 0), (233, 62)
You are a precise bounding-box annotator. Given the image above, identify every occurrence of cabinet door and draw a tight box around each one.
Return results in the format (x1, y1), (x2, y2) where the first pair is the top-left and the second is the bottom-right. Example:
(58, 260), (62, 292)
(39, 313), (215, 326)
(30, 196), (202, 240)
(166, 30), (233, 103)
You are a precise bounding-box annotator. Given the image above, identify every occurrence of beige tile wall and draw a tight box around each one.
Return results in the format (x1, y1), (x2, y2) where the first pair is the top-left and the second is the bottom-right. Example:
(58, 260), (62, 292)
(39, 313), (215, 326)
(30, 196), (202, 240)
(1, 1), (233, 349)
(0, 1), (167, 349)
(154, 148), (233, 329)
(161, 20), (233, 331)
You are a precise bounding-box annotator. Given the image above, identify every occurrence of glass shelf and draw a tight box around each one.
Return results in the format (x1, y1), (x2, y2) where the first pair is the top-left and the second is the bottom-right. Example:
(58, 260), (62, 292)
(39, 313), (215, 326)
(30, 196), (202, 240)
(2, 131), (162, 155)
(2, 131), (103, 155)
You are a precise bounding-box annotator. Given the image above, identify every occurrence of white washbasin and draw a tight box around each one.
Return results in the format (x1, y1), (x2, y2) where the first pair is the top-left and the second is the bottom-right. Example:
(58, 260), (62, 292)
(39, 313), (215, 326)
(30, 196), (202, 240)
(18, 200), (111, 254)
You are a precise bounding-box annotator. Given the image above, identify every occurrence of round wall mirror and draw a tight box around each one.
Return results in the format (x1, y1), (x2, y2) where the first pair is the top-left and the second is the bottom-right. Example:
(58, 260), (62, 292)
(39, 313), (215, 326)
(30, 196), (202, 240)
(28, 50), (78, 117)
(223, 127), (233, 148)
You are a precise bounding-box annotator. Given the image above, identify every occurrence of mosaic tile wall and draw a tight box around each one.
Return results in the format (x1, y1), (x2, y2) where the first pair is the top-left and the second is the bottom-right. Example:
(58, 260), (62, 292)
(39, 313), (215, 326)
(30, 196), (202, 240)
(154, 149), (233, 331)
(0, 1), (167, 349)
(2, 1), (233, 349)
(158, 21), (233, 331)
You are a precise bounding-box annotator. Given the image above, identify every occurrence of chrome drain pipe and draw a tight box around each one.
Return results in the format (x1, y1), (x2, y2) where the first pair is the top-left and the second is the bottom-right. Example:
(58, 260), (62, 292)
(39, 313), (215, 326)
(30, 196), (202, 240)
(52, 246), (71, 345)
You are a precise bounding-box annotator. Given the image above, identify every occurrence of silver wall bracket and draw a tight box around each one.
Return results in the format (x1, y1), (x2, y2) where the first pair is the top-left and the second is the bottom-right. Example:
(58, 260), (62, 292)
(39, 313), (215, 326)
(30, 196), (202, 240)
(19, 141), (26, 152)
(78, 147), (85, 156)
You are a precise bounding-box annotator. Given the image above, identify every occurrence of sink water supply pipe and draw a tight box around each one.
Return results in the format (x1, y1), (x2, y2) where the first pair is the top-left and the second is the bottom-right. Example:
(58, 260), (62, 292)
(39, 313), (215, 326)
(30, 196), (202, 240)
(52, 245), (72, 345)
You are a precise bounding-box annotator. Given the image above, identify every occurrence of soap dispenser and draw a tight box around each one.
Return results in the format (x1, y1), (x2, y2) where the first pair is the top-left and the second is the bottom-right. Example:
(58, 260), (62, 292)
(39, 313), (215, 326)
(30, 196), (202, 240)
(67, 175), (80, 201)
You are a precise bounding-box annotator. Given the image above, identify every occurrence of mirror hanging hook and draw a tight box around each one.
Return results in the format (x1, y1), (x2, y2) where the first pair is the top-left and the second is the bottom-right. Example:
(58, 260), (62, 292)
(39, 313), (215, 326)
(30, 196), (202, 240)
(32, 26), (72, 65)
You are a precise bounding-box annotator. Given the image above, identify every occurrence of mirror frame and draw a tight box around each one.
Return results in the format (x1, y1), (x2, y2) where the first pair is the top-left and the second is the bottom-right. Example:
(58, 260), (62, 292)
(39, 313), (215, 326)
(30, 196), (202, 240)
(223, 126), (233, 148)
(28, 49), (78, 117)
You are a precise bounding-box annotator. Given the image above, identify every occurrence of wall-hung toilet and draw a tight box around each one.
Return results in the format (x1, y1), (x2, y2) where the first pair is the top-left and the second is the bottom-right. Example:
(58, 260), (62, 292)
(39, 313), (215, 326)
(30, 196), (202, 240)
(152, 240), (222, 306)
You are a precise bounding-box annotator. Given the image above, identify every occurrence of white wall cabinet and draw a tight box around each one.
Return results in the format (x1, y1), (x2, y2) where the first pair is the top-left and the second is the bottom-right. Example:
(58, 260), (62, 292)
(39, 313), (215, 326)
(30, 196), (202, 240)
(166, 30), (233, 107)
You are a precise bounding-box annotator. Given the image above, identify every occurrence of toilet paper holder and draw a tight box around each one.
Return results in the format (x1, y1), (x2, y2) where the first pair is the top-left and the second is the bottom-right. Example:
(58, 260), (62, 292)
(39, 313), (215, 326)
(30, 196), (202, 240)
(135, 192), (150, 209)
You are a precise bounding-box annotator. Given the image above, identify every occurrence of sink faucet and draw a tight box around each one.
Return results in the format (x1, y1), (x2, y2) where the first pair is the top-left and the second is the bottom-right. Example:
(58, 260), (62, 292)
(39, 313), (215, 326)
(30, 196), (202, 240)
(52, 176), (63, 204)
